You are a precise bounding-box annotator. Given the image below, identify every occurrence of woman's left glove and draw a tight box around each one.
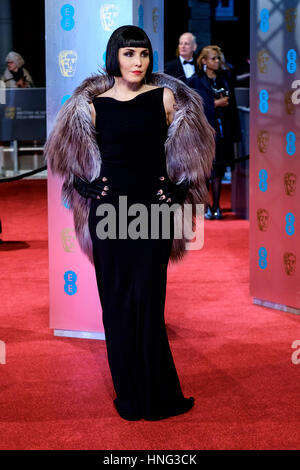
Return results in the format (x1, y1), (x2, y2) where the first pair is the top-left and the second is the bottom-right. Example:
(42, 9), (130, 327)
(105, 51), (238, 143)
(73, 175), (109, 199)
(156, 175), (190, 205)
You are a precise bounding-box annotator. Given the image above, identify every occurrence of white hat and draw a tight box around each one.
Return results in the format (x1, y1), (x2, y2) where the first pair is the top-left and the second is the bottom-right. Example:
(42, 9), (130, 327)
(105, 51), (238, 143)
(6, 51), (25, 68)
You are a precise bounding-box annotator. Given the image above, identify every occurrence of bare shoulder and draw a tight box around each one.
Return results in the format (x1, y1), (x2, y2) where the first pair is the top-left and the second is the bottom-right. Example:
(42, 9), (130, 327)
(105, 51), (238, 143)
(96, 89), (113, 98)
(144, 85), (160, 91)
(163, 87), (175, 98)
(163, 87), (176, 106)
(162, 87), (176, 125)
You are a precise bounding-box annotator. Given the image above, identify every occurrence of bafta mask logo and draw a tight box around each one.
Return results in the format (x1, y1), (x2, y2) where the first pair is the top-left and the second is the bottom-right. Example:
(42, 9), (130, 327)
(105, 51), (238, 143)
(5, 106), (15, 119)
(61, 228), (76, 253)
(59, 50), (78, 77)
(284, 172), (297, 196)
(257, 208), (269, 232)
(284, 89), (295, 115)
(257, 130), (269, 153)
(152, 7), (159, 32)
(257, 49), (269, 74)
(100, 4), (120, 31)
(283, 252), (296, 276)
(285, 8), (298, 32)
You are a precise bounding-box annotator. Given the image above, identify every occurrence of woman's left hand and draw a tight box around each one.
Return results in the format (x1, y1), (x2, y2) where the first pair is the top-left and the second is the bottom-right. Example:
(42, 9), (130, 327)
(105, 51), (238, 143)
(156, 176), (189, 205)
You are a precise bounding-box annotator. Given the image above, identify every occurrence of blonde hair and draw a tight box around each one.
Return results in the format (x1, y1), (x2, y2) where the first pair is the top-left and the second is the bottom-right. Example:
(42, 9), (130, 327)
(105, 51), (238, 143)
(197, 45), (224, 70)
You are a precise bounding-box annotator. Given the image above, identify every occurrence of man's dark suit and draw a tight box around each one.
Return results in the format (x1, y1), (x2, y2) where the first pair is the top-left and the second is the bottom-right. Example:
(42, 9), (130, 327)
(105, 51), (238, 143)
(164, 56), (199, 84)
(164, 58), (187, 83)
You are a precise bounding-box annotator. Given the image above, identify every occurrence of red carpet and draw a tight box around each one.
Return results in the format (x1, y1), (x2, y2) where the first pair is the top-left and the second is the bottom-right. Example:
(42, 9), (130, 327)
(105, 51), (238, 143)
(0, 180), (300, 450)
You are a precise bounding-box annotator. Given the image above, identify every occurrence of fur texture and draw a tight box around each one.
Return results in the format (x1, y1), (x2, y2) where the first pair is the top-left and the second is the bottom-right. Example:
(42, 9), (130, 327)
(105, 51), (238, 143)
(44, 72), (215, 264)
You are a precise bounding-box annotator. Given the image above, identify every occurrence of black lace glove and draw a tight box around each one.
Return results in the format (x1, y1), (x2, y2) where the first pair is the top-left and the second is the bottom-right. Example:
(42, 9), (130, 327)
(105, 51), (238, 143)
(73, 175), (109, 199)
(156, 175), (190, 205)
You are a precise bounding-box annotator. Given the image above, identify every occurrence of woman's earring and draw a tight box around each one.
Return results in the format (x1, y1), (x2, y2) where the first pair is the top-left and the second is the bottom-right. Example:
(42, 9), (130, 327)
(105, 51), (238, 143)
(203, 64), (207, 72)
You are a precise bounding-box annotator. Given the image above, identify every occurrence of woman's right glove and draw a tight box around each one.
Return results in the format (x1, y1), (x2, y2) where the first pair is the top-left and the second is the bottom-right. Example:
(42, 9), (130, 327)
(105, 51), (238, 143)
(73, 175), (109, 199)
(155, 175), (190, 205)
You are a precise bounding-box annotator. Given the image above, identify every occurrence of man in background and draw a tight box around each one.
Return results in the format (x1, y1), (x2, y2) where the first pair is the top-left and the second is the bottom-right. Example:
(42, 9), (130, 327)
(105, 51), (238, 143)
(164, 32), (198, 84)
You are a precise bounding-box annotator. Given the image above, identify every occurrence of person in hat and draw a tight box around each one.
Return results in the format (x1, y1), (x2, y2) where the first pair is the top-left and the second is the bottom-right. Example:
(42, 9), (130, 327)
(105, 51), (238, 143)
(1, 51), (34, 88)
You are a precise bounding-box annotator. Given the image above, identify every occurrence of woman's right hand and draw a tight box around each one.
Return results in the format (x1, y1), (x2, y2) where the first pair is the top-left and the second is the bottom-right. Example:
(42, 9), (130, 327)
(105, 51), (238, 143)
(214, 96), (229, 108)
(73, 175), (109, 199)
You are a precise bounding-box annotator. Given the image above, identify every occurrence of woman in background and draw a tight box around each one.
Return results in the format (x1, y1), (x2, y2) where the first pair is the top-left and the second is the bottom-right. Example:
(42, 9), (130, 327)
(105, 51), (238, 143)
(1, 51), (34, 88)
(189, 45), (240, 219)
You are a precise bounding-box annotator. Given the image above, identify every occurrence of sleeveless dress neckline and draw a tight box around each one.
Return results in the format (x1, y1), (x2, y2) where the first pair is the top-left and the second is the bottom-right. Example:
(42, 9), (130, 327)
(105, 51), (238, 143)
(94, 86), (162, 103)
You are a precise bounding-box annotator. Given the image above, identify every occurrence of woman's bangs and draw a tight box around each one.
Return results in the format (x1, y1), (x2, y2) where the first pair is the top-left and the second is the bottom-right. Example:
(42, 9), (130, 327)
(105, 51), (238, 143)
(119, 27), (150, 49)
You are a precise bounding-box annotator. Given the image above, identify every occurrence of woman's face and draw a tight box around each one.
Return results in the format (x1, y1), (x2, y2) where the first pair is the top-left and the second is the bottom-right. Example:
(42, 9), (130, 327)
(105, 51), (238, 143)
(202, 50), (221, 73)
(118, 47), (150, 83)
(7, 61), (18, 72)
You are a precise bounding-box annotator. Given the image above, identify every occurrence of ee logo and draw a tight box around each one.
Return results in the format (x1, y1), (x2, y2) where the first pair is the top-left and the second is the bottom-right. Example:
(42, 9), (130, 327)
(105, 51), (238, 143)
(287, 49), (297, 74)
(62, 197), (70, 209)
(64, 270), (78, 295)
(259, 169), (268, 192)
(258, 247), (267, 269)
(286, 131), (296, 156)
(259, 89), (269, 113)
(61, 95), (71, 106)
(260, 8), (270, 32)
(285, 212), (295, 236)
(61, 4), (75, 31)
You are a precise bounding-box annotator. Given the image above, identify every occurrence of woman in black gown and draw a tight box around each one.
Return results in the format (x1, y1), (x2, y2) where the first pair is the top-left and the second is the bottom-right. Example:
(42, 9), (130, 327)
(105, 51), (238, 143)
(86, 26), (193, 421)
(45, 25), (215, 421)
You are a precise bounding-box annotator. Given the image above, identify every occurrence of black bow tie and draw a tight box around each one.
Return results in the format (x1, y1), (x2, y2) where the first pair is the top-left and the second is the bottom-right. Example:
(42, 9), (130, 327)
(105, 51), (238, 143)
(183, 60), (195, 65)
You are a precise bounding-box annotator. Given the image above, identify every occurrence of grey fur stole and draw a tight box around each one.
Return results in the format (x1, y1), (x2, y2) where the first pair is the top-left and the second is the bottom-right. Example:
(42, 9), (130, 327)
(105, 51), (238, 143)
(44, 72), (215, 264)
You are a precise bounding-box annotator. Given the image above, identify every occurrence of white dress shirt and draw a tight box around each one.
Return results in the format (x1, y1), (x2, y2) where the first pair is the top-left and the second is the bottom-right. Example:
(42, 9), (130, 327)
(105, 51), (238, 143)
(179, 55), (195, 79)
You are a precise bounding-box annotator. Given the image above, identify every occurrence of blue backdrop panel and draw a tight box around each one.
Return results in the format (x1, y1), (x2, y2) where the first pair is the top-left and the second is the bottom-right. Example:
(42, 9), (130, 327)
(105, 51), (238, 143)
(45, 0), (164, 338)
(250, 0), (300, 313)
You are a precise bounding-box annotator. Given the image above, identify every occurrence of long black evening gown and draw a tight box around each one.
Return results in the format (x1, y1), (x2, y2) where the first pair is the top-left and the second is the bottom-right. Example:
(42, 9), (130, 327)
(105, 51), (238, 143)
(88, 87), (194, 421)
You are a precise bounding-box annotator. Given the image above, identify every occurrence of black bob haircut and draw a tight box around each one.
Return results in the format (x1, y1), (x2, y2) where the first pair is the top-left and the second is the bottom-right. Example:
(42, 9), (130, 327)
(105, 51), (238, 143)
(105, 25), (153, 81)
